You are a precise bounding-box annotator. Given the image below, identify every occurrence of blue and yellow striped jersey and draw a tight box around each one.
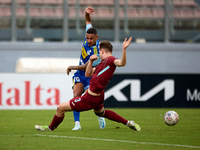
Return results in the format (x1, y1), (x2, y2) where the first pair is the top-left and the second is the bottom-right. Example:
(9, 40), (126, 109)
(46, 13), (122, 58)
(76, 24), (100, 76)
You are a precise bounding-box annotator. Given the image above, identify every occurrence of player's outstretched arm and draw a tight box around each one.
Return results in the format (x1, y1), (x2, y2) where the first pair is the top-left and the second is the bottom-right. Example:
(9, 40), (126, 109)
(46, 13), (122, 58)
(66, 62), (88, 75)
(85, 55), (97, 77)
(114, 37), (132, 67)
(85, 6), (94, 25)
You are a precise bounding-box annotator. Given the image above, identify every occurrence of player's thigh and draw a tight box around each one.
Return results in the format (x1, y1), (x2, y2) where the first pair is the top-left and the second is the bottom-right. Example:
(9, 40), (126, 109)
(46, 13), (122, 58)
(73, 82), (84, 97)
(57, 101), (73, 113)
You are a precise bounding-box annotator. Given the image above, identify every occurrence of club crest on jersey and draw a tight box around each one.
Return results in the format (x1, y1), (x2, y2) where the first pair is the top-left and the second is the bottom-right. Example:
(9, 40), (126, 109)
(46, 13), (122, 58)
(87, 50), (92, 55)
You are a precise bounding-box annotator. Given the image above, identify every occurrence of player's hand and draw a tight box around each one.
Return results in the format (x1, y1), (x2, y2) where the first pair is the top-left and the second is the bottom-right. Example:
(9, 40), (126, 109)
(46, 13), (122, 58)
(67, 66), (72, 75)
(123, 37), (132, 49)
(90, 55), (98, 62)
(85, 6), (94, 15)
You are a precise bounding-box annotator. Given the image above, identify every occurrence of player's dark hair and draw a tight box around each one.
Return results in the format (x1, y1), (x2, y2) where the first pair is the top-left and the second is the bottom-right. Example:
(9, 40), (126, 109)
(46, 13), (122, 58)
(100, 41), (113, 53)
(86, 28), (97, 35)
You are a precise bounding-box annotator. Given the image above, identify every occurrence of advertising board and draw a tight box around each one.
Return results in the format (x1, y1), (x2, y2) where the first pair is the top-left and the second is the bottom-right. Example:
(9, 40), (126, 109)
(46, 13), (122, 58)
(0, 74), (199, 109)
(104, 74), (200, 108)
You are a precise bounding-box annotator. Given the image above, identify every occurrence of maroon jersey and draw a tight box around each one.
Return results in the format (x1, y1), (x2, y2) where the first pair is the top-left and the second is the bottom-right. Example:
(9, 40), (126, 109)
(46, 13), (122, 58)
(89, 56), (116, 93)
(70, 56), (116, 112)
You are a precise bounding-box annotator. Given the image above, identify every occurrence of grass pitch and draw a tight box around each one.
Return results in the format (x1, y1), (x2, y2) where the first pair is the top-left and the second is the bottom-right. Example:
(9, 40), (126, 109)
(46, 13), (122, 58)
(0, 108), (200, 150)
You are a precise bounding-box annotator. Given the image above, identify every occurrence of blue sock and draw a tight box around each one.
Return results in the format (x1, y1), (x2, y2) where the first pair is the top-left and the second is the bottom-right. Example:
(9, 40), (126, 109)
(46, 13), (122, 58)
(73, 111), (80, 122)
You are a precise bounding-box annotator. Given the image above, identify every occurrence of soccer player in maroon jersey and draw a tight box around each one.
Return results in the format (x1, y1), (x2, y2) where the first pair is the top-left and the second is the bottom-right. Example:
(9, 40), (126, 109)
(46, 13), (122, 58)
(35, 37), (141, 131)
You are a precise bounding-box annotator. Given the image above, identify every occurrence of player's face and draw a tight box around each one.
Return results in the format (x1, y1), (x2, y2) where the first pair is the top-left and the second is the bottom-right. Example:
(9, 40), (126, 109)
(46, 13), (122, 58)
(86, 33), (98, 47)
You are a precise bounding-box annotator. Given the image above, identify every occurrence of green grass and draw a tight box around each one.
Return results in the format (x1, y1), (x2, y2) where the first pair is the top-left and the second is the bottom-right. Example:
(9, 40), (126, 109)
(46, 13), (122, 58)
(0, 108), (200, 150)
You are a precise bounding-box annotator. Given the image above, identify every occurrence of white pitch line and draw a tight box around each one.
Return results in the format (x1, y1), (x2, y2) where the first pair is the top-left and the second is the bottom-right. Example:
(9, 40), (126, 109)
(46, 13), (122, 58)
(36, 134), (200, 149)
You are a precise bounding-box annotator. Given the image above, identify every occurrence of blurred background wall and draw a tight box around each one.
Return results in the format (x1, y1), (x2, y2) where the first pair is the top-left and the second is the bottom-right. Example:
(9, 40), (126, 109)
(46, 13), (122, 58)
(0, 0), (200, 73)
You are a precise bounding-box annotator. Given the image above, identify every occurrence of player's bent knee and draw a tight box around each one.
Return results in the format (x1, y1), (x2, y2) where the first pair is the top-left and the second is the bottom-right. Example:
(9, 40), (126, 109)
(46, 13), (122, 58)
(95, 110), (105, 117)
(57, 104), (63, 113)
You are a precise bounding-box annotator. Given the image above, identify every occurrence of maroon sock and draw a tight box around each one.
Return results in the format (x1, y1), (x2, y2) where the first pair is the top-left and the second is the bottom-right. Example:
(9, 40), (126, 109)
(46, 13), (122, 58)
(48, 115), (64, 130)
(103, 110), (128, 125)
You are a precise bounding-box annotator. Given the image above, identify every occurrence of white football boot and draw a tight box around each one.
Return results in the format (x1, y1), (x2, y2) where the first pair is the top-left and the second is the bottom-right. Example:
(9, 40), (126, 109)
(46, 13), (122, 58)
(98, 117), (106, 129)
(127, 120), (141, 131)
(72, 121), (81, 130)
(35, 125), (51, 131)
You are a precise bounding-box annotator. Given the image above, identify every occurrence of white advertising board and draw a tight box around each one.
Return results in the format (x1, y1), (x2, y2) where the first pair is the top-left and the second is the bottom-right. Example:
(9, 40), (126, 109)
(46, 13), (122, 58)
(0, 73), (73, 109)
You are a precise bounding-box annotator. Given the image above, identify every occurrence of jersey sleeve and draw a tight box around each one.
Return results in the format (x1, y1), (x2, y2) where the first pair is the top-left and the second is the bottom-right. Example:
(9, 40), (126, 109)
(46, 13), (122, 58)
(86, 24), (92, 33)
(111, 56), (117, 67)
(92, 54), (101, 67)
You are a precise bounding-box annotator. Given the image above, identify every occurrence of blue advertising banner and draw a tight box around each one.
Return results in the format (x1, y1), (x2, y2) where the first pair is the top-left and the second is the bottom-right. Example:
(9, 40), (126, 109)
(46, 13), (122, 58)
(104, 74), (200, 108)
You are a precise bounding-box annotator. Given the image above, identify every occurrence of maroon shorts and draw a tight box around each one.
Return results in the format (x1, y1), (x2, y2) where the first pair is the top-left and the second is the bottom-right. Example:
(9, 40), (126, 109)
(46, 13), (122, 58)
(69, 92), (104, 112)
